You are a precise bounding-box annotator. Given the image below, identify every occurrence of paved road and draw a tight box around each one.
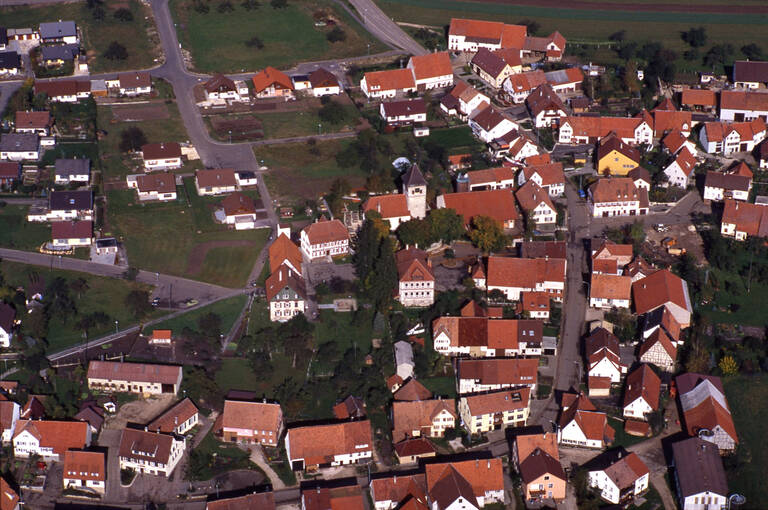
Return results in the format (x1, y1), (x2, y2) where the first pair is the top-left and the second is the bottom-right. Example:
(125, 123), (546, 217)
(348, 0), (427, 56)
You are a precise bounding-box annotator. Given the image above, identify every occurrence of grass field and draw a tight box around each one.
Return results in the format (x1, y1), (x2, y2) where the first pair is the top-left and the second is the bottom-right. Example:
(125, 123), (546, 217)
(149, 295), (247, 336)
(0, 0), (159, 73)
(97, 103), (200, 179)
(215, 357), (262, 394)
(257, 139), (369, 203)
(700, 268), (768, 328)
(0, 260), (160, 352)
(170, 0), (386, 73)
(723, 374), (768, 508)
(378, 0), (768, 61)
(105, 180), (269, 287)
(0, 206), (51, 250)
(423, 126), (483, 154)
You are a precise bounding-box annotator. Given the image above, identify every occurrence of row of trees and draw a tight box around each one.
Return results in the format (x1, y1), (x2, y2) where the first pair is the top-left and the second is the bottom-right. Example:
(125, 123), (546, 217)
(193, 0), (288, 14)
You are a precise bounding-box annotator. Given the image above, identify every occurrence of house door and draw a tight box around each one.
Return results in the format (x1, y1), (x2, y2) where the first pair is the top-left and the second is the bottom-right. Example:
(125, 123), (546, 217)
(734, 113), (745, 122)
(602, 211), (609, 218)
(740, 143), (748, 151)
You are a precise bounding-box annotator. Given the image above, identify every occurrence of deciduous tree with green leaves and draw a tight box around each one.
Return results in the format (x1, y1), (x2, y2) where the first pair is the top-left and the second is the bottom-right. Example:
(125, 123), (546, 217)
(469, 216), (507, 253)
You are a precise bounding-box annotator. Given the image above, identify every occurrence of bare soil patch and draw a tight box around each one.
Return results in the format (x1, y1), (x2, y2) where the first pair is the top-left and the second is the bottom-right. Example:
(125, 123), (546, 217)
(210, 116), (264, 141)
(186, 240), (256, 275)
(104, 394), (176, 430)
(112, 104), (170, 122)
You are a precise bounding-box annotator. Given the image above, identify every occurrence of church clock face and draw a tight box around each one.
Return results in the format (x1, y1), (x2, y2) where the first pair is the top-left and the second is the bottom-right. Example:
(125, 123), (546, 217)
(412, 187), (423, 194)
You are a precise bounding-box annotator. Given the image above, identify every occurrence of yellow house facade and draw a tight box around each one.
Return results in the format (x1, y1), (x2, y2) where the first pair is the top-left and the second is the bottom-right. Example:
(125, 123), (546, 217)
(598, 149), (640, 176)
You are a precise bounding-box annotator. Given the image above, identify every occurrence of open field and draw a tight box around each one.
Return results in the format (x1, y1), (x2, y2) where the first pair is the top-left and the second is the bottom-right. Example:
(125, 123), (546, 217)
(0, 206), (50, 250)
(256, 139), (369, 203)
(724, 374), (768, 509)
(97, 102), (201, 179)
(0, 260), (161, 352)
(378, 0), (768, 60)
(105, 180), (269, 287)
(700, 268), (768, 328)
(148, 295), (247, 335)
(423, 126), (483, 155)
(0, 0), (159, 73)
(170, 0), (386, 73)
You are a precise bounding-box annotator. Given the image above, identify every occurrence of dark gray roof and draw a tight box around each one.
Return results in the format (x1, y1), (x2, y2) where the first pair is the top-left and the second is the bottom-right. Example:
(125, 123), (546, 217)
(471, 48), (508, 79)
(50, 190), (92, 211)
(0, 50), (19, 69)
(41, 44), (79, 62)
(55, 158), (90, 178)
(672, 437), (728, 498)
(95, 238), (117, 248)
(39, 21), (77, 40)
(0, 28), (7, 46)
(0, 133), (39, 152)
(0, 303), (15, 332)
(733, 60), (768, 84)
(403, 163), (427, 188)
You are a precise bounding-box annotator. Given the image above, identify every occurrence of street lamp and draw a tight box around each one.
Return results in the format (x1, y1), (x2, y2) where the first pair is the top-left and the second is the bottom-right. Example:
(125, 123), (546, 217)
(228, 130), (232, 144)
(318, 123), (322, 135)
(728, 493), (746, 509)
(114, 320), (119, 334)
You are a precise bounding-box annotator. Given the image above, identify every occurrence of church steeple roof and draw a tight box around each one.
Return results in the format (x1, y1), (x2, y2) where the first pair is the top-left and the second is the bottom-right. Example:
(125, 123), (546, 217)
(403, 163), (427, 188)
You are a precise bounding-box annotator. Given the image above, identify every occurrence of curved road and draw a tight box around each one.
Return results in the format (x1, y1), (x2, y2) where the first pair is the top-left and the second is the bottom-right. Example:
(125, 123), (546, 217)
(348, 0), (426, 56)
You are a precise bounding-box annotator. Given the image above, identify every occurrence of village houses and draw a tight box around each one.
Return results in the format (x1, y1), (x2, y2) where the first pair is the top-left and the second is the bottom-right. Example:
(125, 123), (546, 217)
(13, 420), (91, 461)
(300, 218), (350, 260)
(285, 420), (372, 470)
(87, 361), (183, 395)
(218, 398), (283, 446)
(118, 428), (185, 478)
(459, 388), (530, 434)
(587, 450), (650, 505)
(558, 393), (614, 449)
(62, 450), (105, 494)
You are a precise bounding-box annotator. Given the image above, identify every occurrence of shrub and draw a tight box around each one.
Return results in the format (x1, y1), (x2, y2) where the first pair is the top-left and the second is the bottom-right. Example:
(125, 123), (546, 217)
(113, 8), (133, 21)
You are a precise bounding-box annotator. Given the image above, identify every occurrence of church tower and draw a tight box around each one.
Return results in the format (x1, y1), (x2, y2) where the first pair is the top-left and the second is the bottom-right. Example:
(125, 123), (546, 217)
(402, 163), (427, 219)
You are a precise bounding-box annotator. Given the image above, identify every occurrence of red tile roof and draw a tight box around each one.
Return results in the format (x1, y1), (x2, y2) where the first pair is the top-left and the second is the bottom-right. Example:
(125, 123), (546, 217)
(425, 458), (504, 503)
(462, 387), (530, 416)
(15, 111), (51, 130)
(87, 361), (182, 385)
(409, 52), (452, 80)
(363, 68), (416, 92)
(681, 88), (717, 107)
(396, 248), (434, 283)
(515, 180), (554, 214)
(265, 263), (306, 301)
(654, 110), (692, 135)
(371, 473), (427, 508)
(440, 189), (519, 227)
(221, 192), (256, 216)
(364, 194), (410, 219)
(449, 18), (526, 49)
(486, 256), (566, 289)
(457, 357), (538, 387)
(252, 67), (293, 93)
(639, 328), (677, 361)
(392, 399), (456, 441)
(147, 398), (199, 434)
(221, 399), (282, 435)
(632, 269), (690, 316)
(136, 173), (176, 194)
(196, 169), (237, 188)
(519, 291), (550, 314)
(269, 234), (302, 274)
(302, 218), (349, 245)
(720, 89), (768, 111)
(287, 420), (372, 466)
(561, 116), (649, 141)
(118, 428), (176, 465)
(466, 166), (515, 186)
(558, 394), (613, 442)
(721, 199), (768, 237)
(623, 364), (661, 411)
(142, 142), (181, 160)
(0, 476), (19, 510)
(590, 273), (632, 301)
(394, 379), (434, 401)
(63, 450), (105, 482)
(206, 493), (275, 510)
(14, 420), (90, 456)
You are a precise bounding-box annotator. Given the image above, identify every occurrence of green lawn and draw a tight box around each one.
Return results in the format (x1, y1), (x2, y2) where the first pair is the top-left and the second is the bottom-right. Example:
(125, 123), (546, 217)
(257, 139), (369, 203)
(149, 295), (247, 337)
(0, 206), (50, 250)
(215, 357), (262, 394)
(608, 417), (647, 448)
(378, 0), (768, 63)
(105, 182), (270, 287)
(699, 268), (768, 328)
(0, 260), (161, 352)
(186, 430), (260, 481)
(423, 126), (482, 153)
(421, 376), (457, 398)
(723, 374), (768, 508)
(170, 0), (386, 73)
(97, 103), (200, 179)
(0, 0), (159, 72)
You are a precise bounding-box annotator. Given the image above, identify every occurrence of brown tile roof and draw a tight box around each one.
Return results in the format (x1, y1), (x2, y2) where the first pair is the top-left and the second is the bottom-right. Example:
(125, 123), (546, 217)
(0, 400), (18, 434)
(302, 218), (348, 246)
(381, 98), (427, 118)
(440, 189), (519, 227)
(371, 473), (427, 508)
(662, 130), (690, 154)
(309, 68), (339, 89)
(303, 484), (365, 510)
(203, 73), (236, 94)
(206, 492), (275, 510)
(627, 166), (652, 185)
(493, 48), (522, 67)
(463, 387), (530, 416)
(521, 162), (565, 188)
(63, 450), (105, 482)
(118, 428), (175, 464)
(409, 52), (452, 80)
(592, 258), (617, 274)
(265, 263), (306, 301)
(624, 419), (651, 437)
(590, 273), (632, 301)
(671, 438), (728, 498)
(486, 256), (566, 289)
(602, 452), (649, 490)
(597, 133), (641, 163)
(136, 173), (176, 194)
(625, 256), (656, 280)
(222, 192), (256, 216)
(505, 70), (546, 94)
(142, 142), (181, 160)
(118, 71), (151, 90)
(515, 180), (555, 214)
(704, 171), (751, 192)
(396, 250), (433, 283)
(363, 68), (416, 92)
(287, 420), (372, 466)
(14, 420), (90, 456)
(520, 240), (565, 259)
(87, 361), (181, 385)
(147, 398), (199, 434)
(0, 162), (20, 179)
(681, 88), (717, 107)
(252, 67), (293, 93)
(471, 48), (510, 79)
(364, 194), (410, 219)
(525, 83), (565, 117)
(721, 199), (768, 237)
(470, 105), (513, 131)
(15, 110), (51, 130)
(589, 178), (647, 207)
(428, 466), (477, 509)
(332, 396), (366, 420)
(632, 269), (690, 316)
(558, 394), (612, 442)
(518, 448), (566, 484)
(733, 60), (768, 83)
(654, 110), (692, 135)
(638, 328), (677, 361)
(392, 399), (456, 441)
(720, 89), (768, 111)
(525, 153), (551, 166)
(269, 234), (302, 274)
(519, 291), (550, 314)
(34, 80), (90, 98)
(457, 357), (538, 387)
(196, 169), (237, 189)
(623, 364), (660, 411)
(222, 399), (282, 435)
(466, 166), (515, 186)
(51, 220), (92, 240)
(449, 18), (526, 49)
(0, 476), (19, 510)
(425, 458), (504, 502)
(562, 116), (649, 140)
